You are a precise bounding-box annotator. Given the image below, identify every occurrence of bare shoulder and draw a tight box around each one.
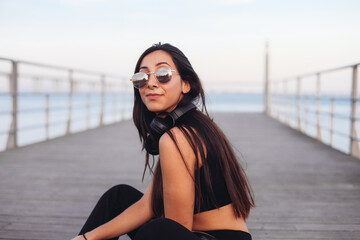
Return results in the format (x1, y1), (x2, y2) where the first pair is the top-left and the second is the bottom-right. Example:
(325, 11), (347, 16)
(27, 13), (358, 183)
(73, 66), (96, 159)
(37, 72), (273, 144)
(159, 127), (191, 148)
(159, 127), (196, 172)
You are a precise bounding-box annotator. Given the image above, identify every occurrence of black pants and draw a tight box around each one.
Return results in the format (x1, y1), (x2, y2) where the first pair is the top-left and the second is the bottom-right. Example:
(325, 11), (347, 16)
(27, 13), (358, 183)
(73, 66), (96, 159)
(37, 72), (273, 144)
(79, 184), (252, 240)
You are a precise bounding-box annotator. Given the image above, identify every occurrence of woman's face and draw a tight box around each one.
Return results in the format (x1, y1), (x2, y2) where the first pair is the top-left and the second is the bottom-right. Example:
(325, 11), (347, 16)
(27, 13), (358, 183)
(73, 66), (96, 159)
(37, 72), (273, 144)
(138, 50), (191, 114)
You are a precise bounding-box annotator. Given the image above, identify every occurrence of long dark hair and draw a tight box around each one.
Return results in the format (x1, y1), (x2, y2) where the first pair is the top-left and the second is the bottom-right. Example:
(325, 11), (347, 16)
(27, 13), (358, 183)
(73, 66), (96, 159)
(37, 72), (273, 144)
(132, 43), (254, 219)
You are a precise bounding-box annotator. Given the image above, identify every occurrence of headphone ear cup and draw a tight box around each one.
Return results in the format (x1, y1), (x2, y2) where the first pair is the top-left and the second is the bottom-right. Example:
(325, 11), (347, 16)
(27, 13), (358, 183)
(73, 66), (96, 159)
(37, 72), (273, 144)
(145, 116), (172, 155)
(150, 117), (172, 136)
(144, 135), (159, 155)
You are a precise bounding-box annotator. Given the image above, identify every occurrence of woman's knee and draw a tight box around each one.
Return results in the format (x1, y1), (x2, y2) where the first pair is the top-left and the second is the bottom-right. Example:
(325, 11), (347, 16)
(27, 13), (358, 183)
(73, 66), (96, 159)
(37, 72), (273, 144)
(134, 218), (197, 240)
(100, 184), (143, 205)
(104, 184), (135, 195)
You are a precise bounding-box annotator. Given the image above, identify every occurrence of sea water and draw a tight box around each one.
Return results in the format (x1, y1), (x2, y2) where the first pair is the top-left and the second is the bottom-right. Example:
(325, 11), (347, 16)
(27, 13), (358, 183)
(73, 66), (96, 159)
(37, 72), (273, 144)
(0, 93), (357, 154)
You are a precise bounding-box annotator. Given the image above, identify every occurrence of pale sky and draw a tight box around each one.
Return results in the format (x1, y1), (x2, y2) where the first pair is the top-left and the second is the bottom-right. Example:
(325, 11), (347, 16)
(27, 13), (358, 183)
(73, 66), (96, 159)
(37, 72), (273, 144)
(0, 0), (359, 93)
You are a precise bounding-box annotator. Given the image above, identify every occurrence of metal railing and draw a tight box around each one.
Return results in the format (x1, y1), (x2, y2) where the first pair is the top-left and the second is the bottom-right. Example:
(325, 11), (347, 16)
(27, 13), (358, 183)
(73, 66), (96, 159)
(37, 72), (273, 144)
(0, 57), (131, 151)
(267, 63), (360, 158)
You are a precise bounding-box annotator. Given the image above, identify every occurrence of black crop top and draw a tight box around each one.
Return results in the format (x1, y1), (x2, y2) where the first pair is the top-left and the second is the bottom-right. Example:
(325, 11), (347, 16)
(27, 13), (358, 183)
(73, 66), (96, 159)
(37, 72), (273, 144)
(194, 160), (232, 213)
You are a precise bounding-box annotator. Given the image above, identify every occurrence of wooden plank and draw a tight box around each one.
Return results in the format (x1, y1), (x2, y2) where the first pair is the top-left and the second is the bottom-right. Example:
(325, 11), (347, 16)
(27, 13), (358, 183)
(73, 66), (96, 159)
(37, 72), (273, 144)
(0, 113), (359, 239)
(0, 215), (85, 225)
(250, 229), (360, 239)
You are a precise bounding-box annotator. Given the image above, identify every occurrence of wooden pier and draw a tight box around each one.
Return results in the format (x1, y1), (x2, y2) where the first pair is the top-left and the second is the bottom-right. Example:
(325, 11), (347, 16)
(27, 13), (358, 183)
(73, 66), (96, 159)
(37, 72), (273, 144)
(0, 113), (359, 240)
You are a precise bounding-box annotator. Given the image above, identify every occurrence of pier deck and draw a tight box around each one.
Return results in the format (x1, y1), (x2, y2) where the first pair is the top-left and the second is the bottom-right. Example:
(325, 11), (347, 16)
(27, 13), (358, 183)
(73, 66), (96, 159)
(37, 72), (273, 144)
(0, 113), (359, 240)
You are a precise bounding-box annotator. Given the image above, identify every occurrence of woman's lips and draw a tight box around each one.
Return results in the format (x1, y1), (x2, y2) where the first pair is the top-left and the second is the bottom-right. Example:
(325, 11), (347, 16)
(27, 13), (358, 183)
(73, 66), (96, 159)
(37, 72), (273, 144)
(146, 93), (163, 100)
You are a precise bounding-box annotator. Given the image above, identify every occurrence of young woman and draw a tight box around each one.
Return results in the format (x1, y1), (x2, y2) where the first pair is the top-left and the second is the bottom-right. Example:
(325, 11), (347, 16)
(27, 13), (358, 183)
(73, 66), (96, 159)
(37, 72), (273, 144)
(72, 43), (254, 240)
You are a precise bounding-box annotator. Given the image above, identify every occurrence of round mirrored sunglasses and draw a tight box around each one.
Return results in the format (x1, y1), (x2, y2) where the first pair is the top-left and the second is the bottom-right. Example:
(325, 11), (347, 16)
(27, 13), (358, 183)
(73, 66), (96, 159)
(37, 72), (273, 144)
(130, 67), (176, 89)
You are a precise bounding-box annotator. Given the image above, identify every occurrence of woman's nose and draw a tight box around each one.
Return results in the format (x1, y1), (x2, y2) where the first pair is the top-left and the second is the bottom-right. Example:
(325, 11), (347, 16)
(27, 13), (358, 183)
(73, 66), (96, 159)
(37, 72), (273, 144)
(147, 73), (158, 88)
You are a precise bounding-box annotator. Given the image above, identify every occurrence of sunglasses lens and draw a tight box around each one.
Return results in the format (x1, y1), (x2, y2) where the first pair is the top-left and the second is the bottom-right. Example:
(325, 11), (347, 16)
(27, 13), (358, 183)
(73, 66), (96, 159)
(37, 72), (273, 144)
(156, 67), (172, 83)
(131, 72), (148, 89)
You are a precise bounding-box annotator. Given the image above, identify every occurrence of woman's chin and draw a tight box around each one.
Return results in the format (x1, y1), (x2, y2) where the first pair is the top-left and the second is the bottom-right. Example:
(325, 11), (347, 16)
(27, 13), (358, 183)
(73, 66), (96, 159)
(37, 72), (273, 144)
(145, 104), (165, 113)
(144, 99), (179, 114)
(146, 104), (177, 114)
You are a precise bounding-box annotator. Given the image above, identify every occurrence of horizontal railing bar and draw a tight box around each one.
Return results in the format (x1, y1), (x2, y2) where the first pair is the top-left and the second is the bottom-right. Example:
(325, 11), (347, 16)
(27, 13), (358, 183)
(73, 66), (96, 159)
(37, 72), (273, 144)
(205, 81), (262, 85)
(19, 72), (124, 85)
(0, 56), (124, 79)
(0, 72), (125, 87)
(0, 99), (124, 115)
(0, 105), (103, 115)
(300, 63), (360, 77)
(0, 113), (105, 135)
(0, 130), (11, 135)
(0, 71), (10, 77)
(271, 98), (360, 120)
(302, 108), (353, 120)
(301, 117), (351, 139)
(20, 123), (47, 132)
(316, 111), (351, 120)
(271, 62), (360, 83)
(270, 94), (358, 102)
(0, 57), (15, 62)
(19, 73), (68, 82)
(273, 108), (358, 139)
(0, 92), (126, 96)
(273, 105), (358, 121)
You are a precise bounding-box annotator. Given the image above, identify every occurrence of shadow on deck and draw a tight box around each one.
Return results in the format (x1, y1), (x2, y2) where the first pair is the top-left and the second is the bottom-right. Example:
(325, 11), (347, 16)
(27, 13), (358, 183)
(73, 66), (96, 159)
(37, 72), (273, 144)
(0, 113), (359, 240)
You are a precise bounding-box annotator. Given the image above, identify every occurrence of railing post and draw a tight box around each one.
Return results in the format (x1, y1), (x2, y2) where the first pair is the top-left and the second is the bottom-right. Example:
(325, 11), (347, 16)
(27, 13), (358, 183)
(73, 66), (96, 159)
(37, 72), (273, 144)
(330, 98), (334, 147)
(316, 73), (322, 141)
(6, 60), (18, 150)
(350, 64), (360, 157)
(121, 77), (127, 121)
(274, 82), (280, 121)
(55, 79), (60, 93)
(66, 70), (73, 135)
(33, 76), (40, 93)
(281, 81), (285, 122)
(45, 94), (50, 140)
(113, 90), (117, 122)
(264, 41), (270, 115)
(86, 92), (90, 130)
(304, 95), (309, 133)
(284, 80), (290, 125)
(296, 77), (302, 131)
(99, 75), (105, 126)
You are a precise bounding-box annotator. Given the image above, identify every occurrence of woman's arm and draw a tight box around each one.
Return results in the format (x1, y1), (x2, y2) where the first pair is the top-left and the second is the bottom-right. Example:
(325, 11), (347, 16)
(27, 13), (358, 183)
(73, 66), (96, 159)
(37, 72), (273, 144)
(78, 180), (154, 240)
(159, 127), (197, 230)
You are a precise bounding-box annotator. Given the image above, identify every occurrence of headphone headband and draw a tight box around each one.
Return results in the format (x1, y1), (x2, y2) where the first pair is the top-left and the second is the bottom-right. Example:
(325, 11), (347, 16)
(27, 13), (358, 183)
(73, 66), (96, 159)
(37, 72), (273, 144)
(145, 102), (197, 155)
(168, 103), (196, 125)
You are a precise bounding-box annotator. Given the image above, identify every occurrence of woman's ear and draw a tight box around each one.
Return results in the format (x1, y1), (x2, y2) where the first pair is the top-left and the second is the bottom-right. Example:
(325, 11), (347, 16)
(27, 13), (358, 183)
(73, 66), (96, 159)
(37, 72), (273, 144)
(182, 80), (191, 94)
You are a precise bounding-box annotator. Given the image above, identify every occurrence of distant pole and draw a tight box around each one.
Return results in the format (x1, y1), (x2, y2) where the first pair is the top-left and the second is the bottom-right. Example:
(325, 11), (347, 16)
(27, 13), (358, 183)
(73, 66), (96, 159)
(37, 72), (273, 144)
(316, 73), (322, 141)
(121, 77), (127, 121)
(66, 70), (73, 135)
(296, 77), (302, 131)
(6, 60), (18, 150)
(99, 75), (105, 126)
(350, 64), (360, 158)
(264, 41), (270, 115)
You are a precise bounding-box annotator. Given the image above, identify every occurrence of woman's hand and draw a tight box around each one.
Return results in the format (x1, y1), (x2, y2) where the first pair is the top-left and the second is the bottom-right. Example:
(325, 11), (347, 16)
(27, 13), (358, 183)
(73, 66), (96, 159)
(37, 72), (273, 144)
(69, 181), (154, 240)
(71, 235), (86, 240)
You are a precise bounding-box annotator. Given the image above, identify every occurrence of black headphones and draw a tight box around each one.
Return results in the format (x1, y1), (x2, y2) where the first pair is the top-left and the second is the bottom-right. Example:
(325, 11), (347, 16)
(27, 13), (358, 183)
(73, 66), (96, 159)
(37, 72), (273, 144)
(145, 103), (197, 155)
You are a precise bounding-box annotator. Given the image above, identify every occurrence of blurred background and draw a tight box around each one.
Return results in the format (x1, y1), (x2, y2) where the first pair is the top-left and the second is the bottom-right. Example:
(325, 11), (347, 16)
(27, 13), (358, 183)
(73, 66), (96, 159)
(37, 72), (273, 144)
(1, 2), (360, 239)
(0, 0), (359, 153)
